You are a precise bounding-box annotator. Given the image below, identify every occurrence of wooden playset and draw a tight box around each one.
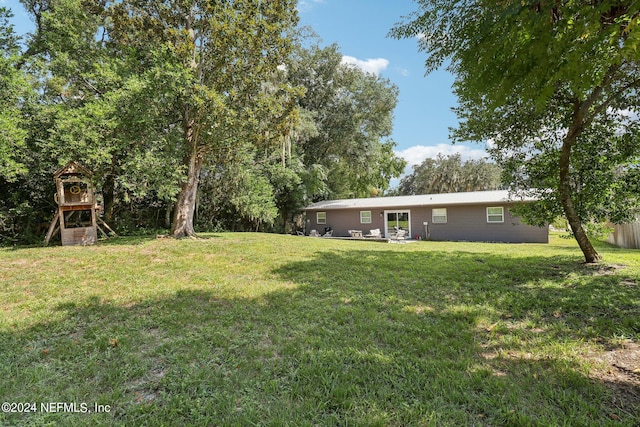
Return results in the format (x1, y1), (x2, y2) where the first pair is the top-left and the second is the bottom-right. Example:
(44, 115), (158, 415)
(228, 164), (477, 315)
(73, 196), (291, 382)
(44, 161), (115, 246)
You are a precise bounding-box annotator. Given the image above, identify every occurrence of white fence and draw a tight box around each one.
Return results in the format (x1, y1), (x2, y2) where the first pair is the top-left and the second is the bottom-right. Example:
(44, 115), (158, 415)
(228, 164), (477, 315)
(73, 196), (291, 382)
(607, 220), (640, 249)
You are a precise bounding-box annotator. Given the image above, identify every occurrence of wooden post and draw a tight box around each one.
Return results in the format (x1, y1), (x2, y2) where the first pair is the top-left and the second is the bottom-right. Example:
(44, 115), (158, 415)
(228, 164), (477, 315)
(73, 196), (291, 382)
(44, 210), (60, 245)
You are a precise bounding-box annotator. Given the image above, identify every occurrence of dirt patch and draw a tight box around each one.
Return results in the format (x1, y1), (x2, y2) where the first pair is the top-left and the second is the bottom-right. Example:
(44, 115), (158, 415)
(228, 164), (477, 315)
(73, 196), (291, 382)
(127, 362), (167, 404)
(589, 263), (627, 276)
(619, 278), (638, 287)
(587, 341), (640, 415)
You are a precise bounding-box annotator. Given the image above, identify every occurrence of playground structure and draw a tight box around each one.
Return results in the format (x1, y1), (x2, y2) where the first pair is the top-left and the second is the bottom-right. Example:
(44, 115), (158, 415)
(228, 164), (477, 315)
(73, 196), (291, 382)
(44, 161), (115, 246)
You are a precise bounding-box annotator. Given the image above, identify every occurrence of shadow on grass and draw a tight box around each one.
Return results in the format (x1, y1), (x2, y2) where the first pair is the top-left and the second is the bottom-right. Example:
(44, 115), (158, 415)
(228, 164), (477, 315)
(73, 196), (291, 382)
(3, 233), (224, 251)
(96, 233), (223, 247)
(1, 248), (638, 426)
(2, 235), (159, 250)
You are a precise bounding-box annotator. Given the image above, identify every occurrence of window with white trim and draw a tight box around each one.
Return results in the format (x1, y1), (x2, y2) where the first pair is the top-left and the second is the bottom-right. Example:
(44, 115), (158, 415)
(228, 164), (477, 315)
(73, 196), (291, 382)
(432, 208), (447, 223)
(360, 211), (372, 224)
(317, 212), (326, 225)
(486, 207), (504, 223)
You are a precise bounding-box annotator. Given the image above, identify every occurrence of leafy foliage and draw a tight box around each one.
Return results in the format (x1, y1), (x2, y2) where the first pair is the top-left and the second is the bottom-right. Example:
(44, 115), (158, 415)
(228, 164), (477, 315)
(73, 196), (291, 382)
(1, 2), (406, 243)
(104, 0), (301, 238)
(287, 43), (406, 200)
(395, 153), (501, 195)
(0, 7), (28, 182)
(197, 41), (407, 233)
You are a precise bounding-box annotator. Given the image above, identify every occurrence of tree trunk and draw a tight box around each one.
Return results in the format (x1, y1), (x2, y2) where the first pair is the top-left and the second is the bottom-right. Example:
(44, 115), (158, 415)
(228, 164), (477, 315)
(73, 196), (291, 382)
(171, 112), (203, 238)
(559, 130), (601, 263)
(282, 209), (287, 234)
(102, 172), (115, 222)
(164, 202), (172, 229)
(171, 148), (202, 238)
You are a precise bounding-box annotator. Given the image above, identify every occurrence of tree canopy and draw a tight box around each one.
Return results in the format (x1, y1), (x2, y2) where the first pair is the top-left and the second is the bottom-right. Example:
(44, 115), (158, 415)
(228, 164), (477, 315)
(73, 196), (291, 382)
(104, 0), (301, 238)
(0, 7), (28, 182)
(392, 0), (640, 262)
(287, 43), (406, 201)
(0, 2), (405, 244)
(395, 153), (501, 196)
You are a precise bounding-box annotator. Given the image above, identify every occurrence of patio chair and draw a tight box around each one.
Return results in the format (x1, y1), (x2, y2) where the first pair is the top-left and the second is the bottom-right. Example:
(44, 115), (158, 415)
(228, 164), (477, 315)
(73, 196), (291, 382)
(391, 229), (407, 243)
(309, 229), (321, 237)
(364, 228), (381, 238)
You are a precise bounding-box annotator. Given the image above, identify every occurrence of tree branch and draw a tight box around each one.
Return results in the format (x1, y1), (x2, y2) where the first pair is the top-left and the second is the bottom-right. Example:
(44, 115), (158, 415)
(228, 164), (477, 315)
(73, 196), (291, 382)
(590, 75), (640, 121)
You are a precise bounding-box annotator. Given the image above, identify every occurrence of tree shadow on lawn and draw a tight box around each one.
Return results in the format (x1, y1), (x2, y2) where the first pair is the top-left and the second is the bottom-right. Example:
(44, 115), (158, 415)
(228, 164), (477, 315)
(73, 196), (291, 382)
(3, 233), (224, 251)
(3, 235), (160, 251)
(96, 233), (224, 247)
(1, 249), (638, 426)
(272, 248), (640, 421)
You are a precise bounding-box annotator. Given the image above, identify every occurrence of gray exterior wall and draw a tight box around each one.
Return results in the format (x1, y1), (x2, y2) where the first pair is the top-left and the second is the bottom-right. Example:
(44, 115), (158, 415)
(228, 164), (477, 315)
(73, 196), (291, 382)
(305, 203), (548, 243)
(306, 209), (386, 238)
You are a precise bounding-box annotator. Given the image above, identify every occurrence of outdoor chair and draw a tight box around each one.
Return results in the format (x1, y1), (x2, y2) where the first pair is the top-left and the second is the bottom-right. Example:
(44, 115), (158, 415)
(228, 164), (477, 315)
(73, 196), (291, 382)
(365, 228), (381, 238)
(391, 229), (407, 242)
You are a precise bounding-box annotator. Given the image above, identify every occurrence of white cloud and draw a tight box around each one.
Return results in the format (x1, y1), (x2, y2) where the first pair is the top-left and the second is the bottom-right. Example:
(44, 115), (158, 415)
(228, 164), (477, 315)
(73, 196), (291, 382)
(341, 55), (389, 76)
(394, 144), (490, 175)
(297, 0), (325, 12)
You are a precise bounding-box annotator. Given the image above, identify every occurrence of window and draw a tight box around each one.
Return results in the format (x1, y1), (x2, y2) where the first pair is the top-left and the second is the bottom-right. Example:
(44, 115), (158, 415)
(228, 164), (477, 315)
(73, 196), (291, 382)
(317, 212), (326, 225)
(432, 208), (447, 224)
(360, 211), (372, 224)
(487, 207), (504, 223)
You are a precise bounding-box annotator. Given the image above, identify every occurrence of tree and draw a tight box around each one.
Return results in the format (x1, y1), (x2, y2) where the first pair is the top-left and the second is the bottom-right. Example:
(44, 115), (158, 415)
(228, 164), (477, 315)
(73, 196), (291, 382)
(396, 153), (501, 195)
(0, 7), (32, 243)
(16, 0), (186, 236)
(196, 140), (280, 232)
(106, 0), (299, 238)
(286, 43), (406, 200)
(392, 1), (640, 262)
(0, 7), (28, 182)
(197, 40), (408, 234)
(195, 104), (319, 234)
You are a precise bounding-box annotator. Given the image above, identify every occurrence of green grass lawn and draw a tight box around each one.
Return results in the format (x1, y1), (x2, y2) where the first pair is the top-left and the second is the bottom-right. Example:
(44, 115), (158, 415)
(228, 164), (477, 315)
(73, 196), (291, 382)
(1, 233), (639, 426)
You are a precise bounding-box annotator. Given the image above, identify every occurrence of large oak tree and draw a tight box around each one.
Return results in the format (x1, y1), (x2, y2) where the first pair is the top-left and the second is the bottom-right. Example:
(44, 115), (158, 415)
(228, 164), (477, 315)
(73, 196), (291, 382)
(392, 0), (640, 262)
(107, 0), (299, 238)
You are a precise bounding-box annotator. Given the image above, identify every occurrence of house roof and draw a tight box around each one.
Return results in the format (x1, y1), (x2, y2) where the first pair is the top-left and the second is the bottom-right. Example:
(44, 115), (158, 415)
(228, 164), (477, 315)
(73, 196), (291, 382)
(304, 190), (537, 211)
(53, 161), (92, 178)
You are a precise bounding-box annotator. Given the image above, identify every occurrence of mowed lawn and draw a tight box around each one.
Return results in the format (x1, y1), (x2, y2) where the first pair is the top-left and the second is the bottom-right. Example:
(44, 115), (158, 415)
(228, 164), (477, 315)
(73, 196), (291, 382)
(1, 233), (639, 426)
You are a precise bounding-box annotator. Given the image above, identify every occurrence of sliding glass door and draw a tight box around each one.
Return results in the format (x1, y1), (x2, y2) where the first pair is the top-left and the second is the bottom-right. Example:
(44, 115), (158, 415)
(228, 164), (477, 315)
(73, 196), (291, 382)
(385, 210), (410, 238)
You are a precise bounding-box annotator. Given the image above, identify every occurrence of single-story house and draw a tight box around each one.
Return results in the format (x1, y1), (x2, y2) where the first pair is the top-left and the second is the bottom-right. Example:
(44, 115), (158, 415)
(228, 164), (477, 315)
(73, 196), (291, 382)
(303, 190), (548, 243)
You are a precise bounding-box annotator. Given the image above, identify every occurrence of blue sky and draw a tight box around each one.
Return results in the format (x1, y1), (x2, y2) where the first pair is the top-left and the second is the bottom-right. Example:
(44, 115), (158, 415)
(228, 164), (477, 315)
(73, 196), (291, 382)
(6, 0), (490, 175)
(297, 0), (490, 171)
